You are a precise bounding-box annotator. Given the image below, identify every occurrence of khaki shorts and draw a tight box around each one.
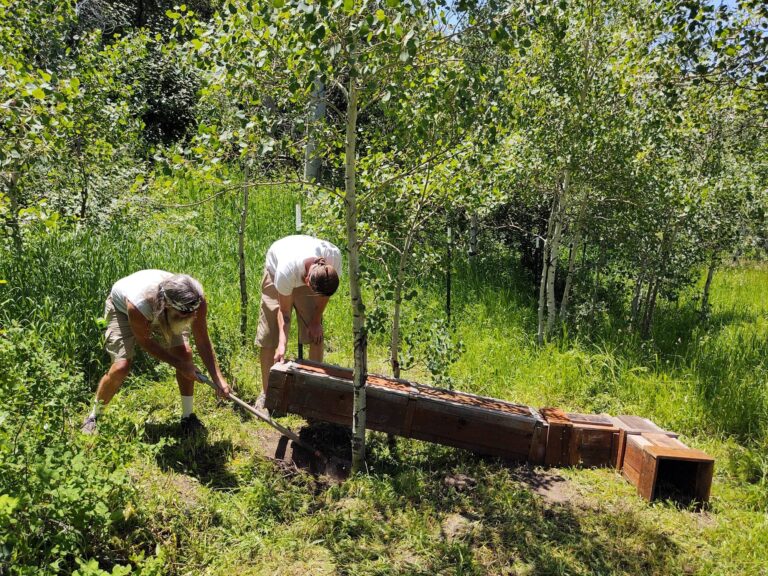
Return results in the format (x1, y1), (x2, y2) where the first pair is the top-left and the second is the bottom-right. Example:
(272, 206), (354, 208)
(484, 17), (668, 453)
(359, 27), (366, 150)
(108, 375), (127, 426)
(255, 269), (322, 349)
(104, 297), (188, 362)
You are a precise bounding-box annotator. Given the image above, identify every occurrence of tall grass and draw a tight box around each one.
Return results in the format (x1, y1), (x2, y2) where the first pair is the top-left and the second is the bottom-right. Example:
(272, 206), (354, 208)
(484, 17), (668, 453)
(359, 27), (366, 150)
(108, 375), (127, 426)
(0, 181), (304, 398)
(3, 181), (768, 575)
(2, 181), (766, 443)
(343, 255), (768, 446)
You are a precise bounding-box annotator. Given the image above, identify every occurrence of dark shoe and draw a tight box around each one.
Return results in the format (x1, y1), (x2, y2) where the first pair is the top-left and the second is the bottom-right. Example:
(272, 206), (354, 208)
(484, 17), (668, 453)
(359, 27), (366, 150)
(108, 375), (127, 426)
(180, 413), (206, 435)
(81, 415), (98, 435)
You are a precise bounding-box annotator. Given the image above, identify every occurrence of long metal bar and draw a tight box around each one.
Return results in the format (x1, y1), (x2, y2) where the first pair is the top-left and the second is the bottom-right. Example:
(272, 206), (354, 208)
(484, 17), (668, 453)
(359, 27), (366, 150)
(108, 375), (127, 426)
(196, 371), (325, 459)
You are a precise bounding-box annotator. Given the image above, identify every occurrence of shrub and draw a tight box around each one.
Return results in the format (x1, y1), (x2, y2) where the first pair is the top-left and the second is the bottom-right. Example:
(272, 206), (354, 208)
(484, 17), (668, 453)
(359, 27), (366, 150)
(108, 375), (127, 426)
(0, 324), (138, 575)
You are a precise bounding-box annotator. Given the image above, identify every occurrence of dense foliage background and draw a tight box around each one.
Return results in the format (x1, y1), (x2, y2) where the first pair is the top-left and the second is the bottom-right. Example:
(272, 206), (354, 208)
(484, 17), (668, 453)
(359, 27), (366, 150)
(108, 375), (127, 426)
(1, 0), (766, 574)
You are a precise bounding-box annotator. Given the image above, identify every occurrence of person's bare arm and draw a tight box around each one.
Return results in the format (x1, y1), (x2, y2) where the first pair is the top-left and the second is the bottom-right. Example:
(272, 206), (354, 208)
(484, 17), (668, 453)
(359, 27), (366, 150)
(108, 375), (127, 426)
(307, 295), (329, 343)
(275, 291), (294, 363)
(190, 298), (230, 397)
(127, 302), (196, 381)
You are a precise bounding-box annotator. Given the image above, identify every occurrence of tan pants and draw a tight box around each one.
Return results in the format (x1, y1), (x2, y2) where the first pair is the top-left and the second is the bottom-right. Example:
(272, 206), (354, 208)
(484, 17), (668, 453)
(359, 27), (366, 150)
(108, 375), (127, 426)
(104, 297), (187, 362)
(255, 270), (322, 348)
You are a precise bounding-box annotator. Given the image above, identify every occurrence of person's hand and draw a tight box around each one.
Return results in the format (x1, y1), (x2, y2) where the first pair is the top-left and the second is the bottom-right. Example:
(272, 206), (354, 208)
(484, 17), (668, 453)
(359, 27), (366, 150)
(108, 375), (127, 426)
(215, 377), (231, 399)
(274, 344), (286, 364)
(307, 321), (323, 345)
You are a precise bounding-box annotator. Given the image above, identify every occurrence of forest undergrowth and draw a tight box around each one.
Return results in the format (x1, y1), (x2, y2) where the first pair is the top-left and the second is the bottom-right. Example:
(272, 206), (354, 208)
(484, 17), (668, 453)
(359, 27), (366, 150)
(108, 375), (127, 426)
(1, 186), (766, 575)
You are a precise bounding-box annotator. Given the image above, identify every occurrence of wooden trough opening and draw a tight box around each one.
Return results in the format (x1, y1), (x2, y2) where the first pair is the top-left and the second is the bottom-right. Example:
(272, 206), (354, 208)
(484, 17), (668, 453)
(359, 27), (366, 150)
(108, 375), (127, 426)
(622, 433), (714, 505)
(265, 360), (714, 504)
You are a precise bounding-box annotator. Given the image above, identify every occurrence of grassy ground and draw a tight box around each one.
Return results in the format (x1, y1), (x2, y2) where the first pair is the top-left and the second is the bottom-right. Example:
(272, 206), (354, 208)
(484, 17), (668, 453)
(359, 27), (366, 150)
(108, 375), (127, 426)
(4, 185), (767, 574)
(87, 260), (767, 575)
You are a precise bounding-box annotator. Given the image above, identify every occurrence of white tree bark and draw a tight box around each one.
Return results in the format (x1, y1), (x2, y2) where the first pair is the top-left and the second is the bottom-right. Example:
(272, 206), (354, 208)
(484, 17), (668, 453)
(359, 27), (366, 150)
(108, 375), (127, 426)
(390, 230), (418, 379)
(630, 274), (644, 330)
(344, 76), (367, 473)
(545, 169), (570, 337)
(559, 221), (581, 321)
(5, 171), (22, 254)
(303, 77), (326, 183)
(537, 192), (559, 345)
(238, 164), (250, 344)
(469, 212), (478, 257)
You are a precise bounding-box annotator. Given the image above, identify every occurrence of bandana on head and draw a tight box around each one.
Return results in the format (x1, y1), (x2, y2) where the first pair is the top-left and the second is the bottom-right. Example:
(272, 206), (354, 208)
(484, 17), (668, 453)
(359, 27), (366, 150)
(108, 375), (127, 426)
(159, 287), (201, 313)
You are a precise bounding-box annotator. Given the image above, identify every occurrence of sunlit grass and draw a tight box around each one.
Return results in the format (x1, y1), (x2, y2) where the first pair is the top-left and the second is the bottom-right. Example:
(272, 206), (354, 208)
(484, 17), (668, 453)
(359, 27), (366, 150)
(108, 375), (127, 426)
(3, 180), (768, 575)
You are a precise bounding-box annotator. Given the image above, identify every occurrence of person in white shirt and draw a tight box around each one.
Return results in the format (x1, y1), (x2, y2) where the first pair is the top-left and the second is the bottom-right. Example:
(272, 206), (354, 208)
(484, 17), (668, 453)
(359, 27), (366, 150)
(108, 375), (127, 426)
(81, 270), (231, 434)
(255, 235), (341, 406)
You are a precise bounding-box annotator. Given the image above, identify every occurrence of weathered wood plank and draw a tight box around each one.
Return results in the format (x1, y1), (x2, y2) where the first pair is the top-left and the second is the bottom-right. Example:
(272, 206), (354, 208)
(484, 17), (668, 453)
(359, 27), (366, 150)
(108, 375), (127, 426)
(267, 361), (713, 503)
(267, 361), (540, 460)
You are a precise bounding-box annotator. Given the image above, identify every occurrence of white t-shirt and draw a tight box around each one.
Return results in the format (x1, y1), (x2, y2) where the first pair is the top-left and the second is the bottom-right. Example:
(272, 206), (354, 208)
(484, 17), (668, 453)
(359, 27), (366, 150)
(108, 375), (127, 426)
(110, 269), (172, 320)
(265, 235), (342, 296)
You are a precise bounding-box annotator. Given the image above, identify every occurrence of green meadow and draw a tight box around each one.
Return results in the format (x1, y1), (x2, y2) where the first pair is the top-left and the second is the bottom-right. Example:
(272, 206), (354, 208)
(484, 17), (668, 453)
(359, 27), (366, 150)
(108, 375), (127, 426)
(1, 185), (766, 575)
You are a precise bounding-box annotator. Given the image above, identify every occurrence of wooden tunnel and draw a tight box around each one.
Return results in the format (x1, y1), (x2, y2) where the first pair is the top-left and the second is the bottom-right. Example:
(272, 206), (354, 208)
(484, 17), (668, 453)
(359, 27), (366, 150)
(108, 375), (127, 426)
(266, 360), (714, 504)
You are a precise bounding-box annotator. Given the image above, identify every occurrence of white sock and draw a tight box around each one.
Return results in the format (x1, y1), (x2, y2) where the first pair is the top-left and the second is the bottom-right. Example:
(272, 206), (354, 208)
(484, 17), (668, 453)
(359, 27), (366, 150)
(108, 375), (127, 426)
(181, 395), (194, 418)
(89, 399), (104, 419)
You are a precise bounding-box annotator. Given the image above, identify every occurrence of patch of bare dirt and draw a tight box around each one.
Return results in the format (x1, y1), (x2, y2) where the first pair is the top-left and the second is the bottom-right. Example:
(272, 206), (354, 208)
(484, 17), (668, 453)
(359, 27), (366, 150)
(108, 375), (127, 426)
(509, 465), (577, 506)
(441, 512), (482, 542)
(251, 419), (351, 483)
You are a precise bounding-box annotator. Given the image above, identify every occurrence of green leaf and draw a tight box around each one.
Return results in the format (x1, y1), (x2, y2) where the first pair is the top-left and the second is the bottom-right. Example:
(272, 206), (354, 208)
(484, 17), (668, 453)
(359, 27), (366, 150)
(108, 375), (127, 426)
(344, 0), (354, 12)
(376, 9), (386, 21)
(31, 87), (45, 100)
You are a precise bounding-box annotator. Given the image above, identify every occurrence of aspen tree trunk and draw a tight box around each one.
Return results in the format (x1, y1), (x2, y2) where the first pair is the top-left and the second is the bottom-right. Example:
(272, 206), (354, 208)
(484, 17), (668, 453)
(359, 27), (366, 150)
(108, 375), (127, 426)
(644, 280), (660, 338)
(559, 221), (581, 321)
(303, 77), (326, 183)
(546, 170), (569, 337)
(537, 190), (560, 345)
(390, 229), (419, 379)
(78, 158), (89, 220)
(592, 242), (604, 307)
(391, 275), (403, 380)
(630, 274), (643, 329)
(640, 278), (654, 333)
(238, 165), (250, 344)
(344, 76), (367, 473)
(469, 212), (478, 258)
(701, 259), (716, 315)
(389, 227), (419, 452)
(640, 278), (657, 339)
(6, 172), (22, 254)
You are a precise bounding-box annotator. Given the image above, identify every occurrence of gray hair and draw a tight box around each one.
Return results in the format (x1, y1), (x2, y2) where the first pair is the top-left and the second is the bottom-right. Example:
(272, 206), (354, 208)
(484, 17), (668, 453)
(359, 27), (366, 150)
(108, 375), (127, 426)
(158, 274), (204, 313)
(152, 274), (204, 344)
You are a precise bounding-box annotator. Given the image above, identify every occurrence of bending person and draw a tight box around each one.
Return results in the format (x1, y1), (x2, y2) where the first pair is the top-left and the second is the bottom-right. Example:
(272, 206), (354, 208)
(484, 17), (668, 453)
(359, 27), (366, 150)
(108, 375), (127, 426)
(255, 235), (341, 407)
(82, 270), (230, 434)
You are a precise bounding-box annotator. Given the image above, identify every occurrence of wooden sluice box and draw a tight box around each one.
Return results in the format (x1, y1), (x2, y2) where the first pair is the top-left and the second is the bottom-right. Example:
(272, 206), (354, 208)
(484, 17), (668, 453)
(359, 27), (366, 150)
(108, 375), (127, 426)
(266, 361), (714, 503)
(266, 361), (549, 462)
(539, 408), (621, 468)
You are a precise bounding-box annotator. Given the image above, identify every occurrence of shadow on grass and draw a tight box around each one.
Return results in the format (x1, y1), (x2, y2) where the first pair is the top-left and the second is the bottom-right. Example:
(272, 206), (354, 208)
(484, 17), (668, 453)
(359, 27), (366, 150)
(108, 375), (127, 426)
(483, 494), (684, 575)
(142, 420), (238, 489)
(364, 439), (687, 574)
